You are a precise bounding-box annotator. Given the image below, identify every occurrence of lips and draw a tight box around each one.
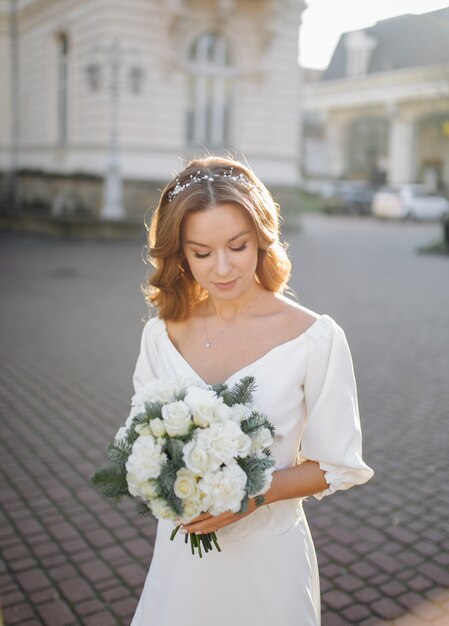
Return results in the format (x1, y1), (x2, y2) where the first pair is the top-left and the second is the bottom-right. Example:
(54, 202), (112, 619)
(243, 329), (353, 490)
(213, 278), (238, 290)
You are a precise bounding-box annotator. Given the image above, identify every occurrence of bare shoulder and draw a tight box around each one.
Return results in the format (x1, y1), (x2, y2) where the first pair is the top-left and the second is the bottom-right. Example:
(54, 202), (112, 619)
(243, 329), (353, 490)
(272, 293), (320, 335)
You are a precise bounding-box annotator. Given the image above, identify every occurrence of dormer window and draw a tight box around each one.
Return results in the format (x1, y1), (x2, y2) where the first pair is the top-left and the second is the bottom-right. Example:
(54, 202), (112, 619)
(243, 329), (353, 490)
(345, 31), (376, 77)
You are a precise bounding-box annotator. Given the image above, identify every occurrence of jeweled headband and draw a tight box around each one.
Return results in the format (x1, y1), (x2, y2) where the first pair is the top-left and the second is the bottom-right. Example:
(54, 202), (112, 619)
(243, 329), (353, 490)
(167, 167), (255, 202)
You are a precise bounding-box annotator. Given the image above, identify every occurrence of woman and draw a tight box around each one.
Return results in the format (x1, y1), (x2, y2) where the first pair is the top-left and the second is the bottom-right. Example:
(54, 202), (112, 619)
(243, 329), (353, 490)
(129, 155), (373, 625)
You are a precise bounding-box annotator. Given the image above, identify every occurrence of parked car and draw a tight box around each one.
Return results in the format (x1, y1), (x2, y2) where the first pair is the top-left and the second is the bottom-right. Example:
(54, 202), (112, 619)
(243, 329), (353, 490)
(323, 181), (376, 215)
(372, 184), (449, 221)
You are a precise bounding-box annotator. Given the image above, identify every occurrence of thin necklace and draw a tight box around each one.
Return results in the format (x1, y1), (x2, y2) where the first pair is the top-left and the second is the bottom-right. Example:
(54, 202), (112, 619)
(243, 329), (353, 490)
(203, 292), (261, 349)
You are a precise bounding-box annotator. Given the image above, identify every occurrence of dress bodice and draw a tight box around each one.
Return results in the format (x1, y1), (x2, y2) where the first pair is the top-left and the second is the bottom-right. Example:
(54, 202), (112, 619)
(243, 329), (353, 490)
(128, 313), (373, 507)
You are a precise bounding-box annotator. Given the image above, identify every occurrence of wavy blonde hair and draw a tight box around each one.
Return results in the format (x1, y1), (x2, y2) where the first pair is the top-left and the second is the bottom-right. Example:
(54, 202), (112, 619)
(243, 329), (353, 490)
(144, 155), (291, 320)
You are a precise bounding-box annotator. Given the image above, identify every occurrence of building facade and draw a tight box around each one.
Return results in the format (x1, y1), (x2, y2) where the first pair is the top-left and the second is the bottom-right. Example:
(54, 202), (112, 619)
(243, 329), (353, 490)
(303, 8), (449, 193)
(0, 0), (305, 218)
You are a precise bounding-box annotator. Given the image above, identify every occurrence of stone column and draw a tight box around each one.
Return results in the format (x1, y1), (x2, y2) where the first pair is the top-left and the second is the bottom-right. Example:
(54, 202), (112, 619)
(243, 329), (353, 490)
(327, 115), (346, 179)
(388, 111), (416, 185)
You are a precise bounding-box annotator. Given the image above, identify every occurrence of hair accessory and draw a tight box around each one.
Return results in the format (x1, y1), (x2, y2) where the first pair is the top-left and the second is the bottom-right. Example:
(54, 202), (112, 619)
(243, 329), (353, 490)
(167, 168), (254, 202)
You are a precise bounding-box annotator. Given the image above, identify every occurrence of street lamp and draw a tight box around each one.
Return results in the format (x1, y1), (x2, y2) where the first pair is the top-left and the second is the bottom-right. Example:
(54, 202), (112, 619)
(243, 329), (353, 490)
(86, 40), (144, 220)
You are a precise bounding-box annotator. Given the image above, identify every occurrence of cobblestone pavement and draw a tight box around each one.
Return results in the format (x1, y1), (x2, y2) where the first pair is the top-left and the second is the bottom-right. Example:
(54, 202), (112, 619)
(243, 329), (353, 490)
(1, 214), (448, 626)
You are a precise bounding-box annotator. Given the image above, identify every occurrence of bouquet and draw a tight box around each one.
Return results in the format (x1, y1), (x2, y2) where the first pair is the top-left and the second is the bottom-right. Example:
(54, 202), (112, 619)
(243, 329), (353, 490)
(91, 376), (276, 557)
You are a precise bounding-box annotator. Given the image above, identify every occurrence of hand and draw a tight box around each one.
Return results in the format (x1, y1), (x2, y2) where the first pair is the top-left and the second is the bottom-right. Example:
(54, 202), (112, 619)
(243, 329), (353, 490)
(178, 498), (259, 535)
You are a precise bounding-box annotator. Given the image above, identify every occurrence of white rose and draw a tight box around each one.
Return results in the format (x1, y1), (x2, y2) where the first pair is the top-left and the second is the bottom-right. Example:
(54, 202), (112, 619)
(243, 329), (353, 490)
(126, 470), (142, 497)
(184, 388), (220, 427)
(126, 436), (166, 483)
(139, 480), (159, 500)
(174, 468), (198, 500)
(149, 417), (166, 437)
(132, 380), (180, 407)
(135, 423), (152, 436)
(114, 426), (128, 441)
(198, 464), (247, 516)
(183, 440), (214, 475)
(124, 404), (143, 428)
(198, 422), (251, 465)
(180, 495), (204, 524)
(150, 497), (176, 520)
(231, 403), (252, 423)
(214, 402), (234, 422)
(161, 401), (192, 437)
(250, 427), (274, 454)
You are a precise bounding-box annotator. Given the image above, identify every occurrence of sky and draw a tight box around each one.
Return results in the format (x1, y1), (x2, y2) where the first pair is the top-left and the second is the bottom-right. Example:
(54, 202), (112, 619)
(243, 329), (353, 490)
(300, 0), (449, 69)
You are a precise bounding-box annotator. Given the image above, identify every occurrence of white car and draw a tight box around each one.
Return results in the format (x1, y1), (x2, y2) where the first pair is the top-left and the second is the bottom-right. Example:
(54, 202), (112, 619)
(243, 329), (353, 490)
(372, 184), (449, 221)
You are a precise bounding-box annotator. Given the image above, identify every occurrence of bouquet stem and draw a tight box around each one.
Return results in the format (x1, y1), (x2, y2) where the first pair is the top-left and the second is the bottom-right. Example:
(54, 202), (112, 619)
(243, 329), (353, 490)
(170, 526), (221, 557)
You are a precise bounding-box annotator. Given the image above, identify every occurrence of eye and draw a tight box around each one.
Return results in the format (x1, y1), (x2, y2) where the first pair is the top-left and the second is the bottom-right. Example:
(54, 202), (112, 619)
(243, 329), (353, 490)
(230, 243), (247, 252)
(193, 251), (211, 259)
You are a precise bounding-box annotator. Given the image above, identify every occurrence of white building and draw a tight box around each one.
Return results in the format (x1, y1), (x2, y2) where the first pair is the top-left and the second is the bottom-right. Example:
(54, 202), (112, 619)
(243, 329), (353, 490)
(303, 8), (449, 193)
(0, 0), (305, 219)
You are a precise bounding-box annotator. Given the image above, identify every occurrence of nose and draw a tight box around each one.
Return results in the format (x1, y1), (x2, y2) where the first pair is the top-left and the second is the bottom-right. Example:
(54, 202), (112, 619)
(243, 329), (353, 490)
(214, 249), (232, 277)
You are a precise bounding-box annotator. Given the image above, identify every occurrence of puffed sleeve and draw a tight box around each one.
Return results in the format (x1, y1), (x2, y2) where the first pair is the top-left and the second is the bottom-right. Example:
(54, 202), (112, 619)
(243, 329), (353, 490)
(297, 317), (374, 500)
(120, 318), (159, 432)
(132, 317), (159, 392)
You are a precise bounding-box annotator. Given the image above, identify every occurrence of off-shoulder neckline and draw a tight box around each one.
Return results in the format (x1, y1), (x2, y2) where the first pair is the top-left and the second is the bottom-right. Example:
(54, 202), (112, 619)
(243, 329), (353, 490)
(155, 314), (332, 386)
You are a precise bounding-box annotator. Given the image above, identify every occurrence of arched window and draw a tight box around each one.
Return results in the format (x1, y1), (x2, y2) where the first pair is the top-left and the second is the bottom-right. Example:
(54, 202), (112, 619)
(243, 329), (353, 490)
(187, 33), (233, 148)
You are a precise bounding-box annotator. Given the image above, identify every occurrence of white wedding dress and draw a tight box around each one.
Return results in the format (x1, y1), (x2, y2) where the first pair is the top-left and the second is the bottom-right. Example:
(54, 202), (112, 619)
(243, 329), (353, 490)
(128, 314), (373, 626)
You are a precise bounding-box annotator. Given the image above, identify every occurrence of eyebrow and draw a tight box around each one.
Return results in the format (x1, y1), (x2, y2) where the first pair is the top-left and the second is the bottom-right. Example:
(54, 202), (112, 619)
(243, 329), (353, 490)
(185, 230), (250, 247)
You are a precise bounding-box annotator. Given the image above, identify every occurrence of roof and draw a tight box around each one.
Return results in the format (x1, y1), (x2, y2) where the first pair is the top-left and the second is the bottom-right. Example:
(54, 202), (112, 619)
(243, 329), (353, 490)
(322, 7), (449, 80)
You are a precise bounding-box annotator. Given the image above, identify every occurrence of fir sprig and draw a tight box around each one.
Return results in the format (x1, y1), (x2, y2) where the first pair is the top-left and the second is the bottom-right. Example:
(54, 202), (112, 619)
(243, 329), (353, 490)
(240, 412), (275, 437)
(238, 456), (276, 497)
(91, 464), (128, 502)
(106, 440), (131, 465)
(157, 463), (184, 517)
(217, 376), (257, 406)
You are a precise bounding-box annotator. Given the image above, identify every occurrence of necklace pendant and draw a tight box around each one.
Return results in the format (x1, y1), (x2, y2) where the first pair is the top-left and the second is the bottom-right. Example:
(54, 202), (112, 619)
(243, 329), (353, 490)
(205, 341), (211, 349)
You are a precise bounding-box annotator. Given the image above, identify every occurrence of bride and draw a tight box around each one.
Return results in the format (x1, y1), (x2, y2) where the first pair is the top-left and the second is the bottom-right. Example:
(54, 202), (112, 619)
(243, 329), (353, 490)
(128, 155), (373, 625)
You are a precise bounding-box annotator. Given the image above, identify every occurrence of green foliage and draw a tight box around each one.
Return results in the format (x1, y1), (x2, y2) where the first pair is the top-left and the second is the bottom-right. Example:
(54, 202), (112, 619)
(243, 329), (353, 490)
(216, 376), (257, 406)
(91, 464), (129, 502)
(164, 438), (185, 467)
(238, 456), (275, 498)
(136, 500), (152, 517)
(237, 493), (249, 515)
(240, 412), (274, 436)
(230, 376), (257, 405)
(158, 462), (184, 517)
(106, 440), (131, 465)
(143, 401), (163, 420)
(211, 383), (228, 397)
(125, 413), (147, 445)
(173, 388), (187, 401)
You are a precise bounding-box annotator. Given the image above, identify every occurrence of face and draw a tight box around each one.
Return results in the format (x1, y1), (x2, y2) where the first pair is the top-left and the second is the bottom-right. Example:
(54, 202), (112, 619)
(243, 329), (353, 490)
(181, 203), (259, 301)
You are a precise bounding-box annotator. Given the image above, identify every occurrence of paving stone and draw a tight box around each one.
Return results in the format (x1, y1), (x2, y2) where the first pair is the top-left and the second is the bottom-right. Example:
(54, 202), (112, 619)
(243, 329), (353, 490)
(341, 603), (372, 623)
(36, 600), (77, 626)
(420, 563), (449, 587)
(371, 597), (404, 619)
(78, 559), (111, 583)
(408, 575), (434, 592)
(58, 577), (92, 603)
(15, 568), (52, 593)
(2, 603), (35, 625)
(322, 590), (353, 610)
(83, 611), (118, 626)
(75, 598), (109, 616)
